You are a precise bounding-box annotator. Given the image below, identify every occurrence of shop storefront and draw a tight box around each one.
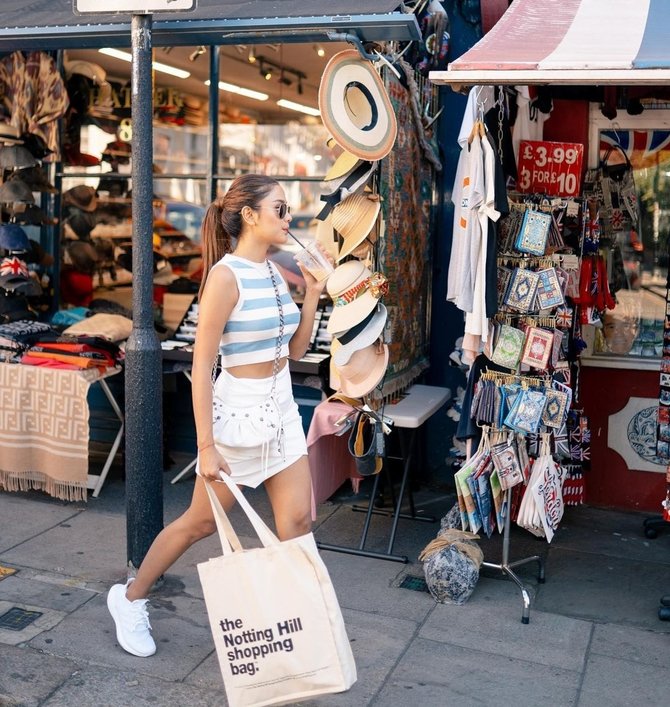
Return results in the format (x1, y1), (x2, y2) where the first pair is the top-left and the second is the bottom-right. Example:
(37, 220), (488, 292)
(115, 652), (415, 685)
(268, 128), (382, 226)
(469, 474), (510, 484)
(431, 0), (670, 520)
(1, 0), (454, 570)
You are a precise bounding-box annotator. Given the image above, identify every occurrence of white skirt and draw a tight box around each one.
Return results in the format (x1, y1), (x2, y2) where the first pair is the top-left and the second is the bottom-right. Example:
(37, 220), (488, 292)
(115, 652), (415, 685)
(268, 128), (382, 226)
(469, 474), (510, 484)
(199, 363), (307, 488)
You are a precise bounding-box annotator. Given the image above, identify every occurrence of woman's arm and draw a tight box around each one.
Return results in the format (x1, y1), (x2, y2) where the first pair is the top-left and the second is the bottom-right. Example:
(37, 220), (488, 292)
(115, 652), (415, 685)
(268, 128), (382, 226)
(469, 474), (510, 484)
(191, 264), (238, 479)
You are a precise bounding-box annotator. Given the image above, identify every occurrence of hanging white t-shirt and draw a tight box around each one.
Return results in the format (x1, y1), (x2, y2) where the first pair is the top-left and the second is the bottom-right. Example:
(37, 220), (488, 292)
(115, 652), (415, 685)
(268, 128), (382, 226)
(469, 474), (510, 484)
(462, 135), (501, 364)
(447, 133), (485, 312)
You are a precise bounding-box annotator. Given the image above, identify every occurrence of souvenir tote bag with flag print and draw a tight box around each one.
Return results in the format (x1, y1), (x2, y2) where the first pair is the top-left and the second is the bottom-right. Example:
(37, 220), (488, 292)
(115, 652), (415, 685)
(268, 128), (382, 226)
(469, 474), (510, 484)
(198, 476), (357, 707)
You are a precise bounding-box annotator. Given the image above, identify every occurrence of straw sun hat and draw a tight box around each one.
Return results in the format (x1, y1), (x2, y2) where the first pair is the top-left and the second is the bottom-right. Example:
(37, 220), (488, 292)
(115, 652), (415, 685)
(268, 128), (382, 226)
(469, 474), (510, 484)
(318, 49), (397, 161)
(326, 259), (388, 335)
(331, 193), (381, 262)
(334, 340), (389, 399)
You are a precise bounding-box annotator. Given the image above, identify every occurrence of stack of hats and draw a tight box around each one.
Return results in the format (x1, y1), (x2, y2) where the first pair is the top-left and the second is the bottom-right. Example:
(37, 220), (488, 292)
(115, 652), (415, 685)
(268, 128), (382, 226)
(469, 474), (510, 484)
(0, 224), (41, 324)
(317, 49), (398, 399)
(326, 260), (389, 398)
(0, 136), (56, 226)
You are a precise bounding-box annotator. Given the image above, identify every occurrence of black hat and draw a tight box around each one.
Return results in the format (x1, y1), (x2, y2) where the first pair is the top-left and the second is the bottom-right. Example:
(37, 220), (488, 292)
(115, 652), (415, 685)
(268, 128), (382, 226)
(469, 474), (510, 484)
(9, 166), (56, 193)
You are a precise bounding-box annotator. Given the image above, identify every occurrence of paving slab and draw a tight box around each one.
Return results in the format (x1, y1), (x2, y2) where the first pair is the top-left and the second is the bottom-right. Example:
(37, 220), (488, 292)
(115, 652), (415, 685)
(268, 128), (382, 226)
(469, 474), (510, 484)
(186, 608), (418, 707)
(28, 591), (213, 682)
(0, 493), (82, 553)
(41, 665), (225, 707)
(589, 623), (670, 670)
(375, 637), (580, 707)
(0, 574), (96, 614)
(0, 643), (78, 707)
(552, 505), (670, 565)
(419, 577), (592, 672)
(311, 550), (434, 623)
(534, 547), (670, 631)
(578, 653), (669, 706)
(1, 510), (126, 584)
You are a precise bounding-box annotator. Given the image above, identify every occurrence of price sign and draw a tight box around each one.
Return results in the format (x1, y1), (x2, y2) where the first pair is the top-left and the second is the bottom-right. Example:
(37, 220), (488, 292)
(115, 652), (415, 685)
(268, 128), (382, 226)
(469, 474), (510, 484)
(517, 140), (584, 197)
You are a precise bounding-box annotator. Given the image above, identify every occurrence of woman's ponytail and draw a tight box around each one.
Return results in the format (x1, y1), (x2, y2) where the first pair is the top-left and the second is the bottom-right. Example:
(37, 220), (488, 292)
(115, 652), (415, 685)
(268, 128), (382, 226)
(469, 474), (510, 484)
(198, 200), (231, 301)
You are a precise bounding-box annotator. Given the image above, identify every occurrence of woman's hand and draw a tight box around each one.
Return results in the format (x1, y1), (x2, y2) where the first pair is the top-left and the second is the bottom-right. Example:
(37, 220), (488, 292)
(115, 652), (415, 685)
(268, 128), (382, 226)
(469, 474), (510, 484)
(198, 445), (231, 482)
(295, 242), (335, 296)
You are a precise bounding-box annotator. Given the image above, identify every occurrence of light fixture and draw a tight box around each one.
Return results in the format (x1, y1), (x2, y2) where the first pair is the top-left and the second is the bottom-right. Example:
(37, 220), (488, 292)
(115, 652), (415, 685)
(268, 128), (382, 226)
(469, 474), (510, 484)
(205, 79), (268, 102)
(261, 64), (273, 81)
(315, 45), (326, 58)
(278, 70), (292, 86)
(248, 48), (256, 64)
(188, 45), (207, 62)
(276, 99), (320, 117)
(99, 47), (191, 79)
(297, 79), (304, 95)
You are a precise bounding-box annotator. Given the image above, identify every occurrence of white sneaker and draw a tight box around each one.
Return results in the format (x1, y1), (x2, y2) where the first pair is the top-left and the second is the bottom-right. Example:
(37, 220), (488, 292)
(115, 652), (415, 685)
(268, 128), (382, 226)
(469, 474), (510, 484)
(107, 581), (156, 657)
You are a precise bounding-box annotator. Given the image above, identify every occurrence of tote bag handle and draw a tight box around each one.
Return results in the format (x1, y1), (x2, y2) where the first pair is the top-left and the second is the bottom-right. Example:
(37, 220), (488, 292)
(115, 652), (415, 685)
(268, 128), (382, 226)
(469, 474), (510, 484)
(204, 474), (281, 555)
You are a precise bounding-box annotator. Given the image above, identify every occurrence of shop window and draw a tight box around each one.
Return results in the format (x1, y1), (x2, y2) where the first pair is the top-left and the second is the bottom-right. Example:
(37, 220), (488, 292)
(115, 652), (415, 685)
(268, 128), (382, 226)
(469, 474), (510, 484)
(587, 108), (670, 360)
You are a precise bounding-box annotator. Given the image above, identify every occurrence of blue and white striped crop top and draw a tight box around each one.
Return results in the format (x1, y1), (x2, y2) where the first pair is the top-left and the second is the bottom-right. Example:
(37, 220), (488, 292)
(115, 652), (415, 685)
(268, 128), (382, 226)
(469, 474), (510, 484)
(214, 254), (301, 368)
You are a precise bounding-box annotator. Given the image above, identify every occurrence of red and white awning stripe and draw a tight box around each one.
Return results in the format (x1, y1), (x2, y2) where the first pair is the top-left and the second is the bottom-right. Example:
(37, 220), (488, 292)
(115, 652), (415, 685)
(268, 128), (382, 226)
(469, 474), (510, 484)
(431, 0), (670, 88)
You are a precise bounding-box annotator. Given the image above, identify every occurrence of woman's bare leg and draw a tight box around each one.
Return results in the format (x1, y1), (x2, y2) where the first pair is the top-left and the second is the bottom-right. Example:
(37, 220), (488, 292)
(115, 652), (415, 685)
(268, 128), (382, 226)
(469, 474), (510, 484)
(263, 456), (312, 540)
(126, 475), (236, 601)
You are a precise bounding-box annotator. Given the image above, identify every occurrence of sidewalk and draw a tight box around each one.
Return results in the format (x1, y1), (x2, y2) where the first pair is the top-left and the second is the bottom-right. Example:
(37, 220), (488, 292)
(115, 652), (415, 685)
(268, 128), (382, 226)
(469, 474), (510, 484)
(1, 463), (669, 706)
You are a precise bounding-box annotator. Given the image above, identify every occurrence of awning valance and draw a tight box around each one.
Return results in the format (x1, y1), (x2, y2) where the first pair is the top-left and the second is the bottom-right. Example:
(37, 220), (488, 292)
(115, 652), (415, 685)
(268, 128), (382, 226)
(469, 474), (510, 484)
(430, 0), (670, 89)
(0, 1), (419, 51)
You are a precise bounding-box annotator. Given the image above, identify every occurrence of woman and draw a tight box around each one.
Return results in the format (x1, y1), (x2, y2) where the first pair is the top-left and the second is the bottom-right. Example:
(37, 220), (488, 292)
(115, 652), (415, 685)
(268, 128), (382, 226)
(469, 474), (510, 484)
(107, 174), (329, 657)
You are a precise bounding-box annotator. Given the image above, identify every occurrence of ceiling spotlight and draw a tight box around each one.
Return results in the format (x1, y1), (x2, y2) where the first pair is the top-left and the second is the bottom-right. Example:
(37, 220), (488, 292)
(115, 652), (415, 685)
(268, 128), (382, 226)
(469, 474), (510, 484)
(297, 79), (303, 95)
(315, 45), (325, 58)
(279, 70), (292, 86)
(248, 48), (256, 64)
(261, 66), (272, 80)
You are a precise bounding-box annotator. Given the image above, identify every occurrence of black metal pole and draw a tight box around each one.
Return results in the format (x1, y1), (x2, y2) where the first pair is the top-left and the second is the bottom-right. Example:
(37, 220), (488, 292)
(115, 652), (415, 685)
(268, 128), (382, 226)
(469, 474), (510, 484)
(125, 13), (163, 570)
(207, 45), (220, 202)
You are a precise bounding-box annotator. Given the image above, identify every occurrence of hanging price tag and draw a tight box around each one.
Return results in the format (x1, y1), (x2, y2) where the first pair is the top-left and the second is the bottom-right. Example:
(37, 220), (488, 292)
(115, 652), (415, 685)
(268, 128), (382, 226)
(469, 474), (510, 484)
(517, 140), (584, 197)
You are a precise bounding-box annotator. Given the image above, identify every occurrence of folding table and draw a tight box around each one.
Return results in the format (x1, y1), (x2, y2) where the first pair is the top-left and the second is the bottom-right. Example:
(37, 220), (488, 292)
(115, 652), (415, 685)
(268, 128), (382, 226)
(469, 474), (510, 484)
(318, 384), (451, 563)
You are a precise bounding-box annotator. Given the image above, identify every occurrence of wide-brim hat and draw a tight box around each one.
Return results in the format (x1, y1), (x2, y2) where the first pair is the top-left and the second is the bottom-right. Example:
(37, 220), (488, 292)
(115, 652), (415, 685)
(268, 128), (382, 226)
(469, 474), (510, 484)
(324, 149), (361, 181)
(9, 166), (56, 193)
(326, 259), (388, 335)
(335, 341), (389, 398)
(0, 224), (29, 253)
(333, 303), (387, 367)
(332, 193), (381, 262)
(0, 179), (35, 204)
(63, 185), (97, 212)
(320, 160), (377, 211)
(0, 145), (39, 170)
(315, 212), (339, 259)
(318, 49), (398, 161)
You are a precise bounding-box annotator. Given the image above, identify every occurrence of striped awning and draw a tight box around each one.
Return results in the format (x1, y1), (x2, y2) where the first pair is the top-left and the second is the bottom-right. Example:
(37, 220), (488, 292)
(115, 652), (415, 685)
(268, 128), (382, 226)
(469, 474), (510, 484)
(430, 0), (670, 90)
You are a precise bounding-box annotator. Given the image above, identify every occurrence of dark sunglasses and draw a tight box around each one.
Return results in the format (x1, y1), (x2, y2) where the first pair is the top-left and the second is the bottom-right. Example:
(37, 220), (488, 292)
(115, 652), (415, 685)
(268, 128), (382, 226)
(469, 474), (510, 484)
(259, 203), (291, 219)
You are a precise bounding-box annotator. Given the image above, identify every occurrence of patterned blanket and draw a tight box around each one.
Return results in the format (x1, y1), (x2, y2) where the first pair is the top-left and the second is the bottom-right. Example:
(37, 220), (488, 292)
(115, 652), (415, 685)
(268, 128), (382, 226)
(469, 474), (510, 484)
(0, 363), (118, 501)
(378, 70), (435, 399)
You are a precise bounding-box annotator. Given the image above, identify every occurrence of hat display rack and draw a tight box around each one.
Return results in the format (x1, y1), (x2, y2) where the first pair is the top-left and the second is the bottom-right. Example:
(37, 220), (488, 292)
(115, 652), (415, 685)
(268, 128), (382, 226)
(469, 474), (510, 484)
(316, 47), (399, 414)
(0, 130), (59, 323)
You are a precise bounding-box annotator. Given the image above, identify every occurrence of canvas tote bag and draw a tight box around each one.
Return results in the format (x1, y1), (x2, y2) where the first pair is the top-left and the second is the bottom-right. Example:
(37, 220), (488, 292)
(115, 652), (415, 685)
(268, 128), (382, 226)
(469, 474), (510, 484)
(198, 476), (357, 707)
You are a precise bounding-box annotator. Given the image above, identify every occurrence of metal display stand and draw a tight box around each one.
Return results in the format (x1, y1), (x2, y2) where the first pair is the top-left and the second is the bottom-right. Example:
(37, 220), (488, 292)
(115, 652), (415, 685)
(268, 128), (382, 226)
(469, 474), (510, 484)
(87, 374), (125, 498)
(317, 385), (451, 563)
(481, 486), (546, 624)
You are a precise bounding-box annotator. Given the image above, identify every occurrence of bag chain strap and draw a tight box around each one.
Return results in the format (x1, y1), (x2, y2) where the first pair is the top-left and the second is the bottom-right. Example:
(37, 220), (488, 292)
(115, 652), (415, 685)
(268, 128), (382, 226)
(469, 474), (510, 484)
(267, 260), (284, 396)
